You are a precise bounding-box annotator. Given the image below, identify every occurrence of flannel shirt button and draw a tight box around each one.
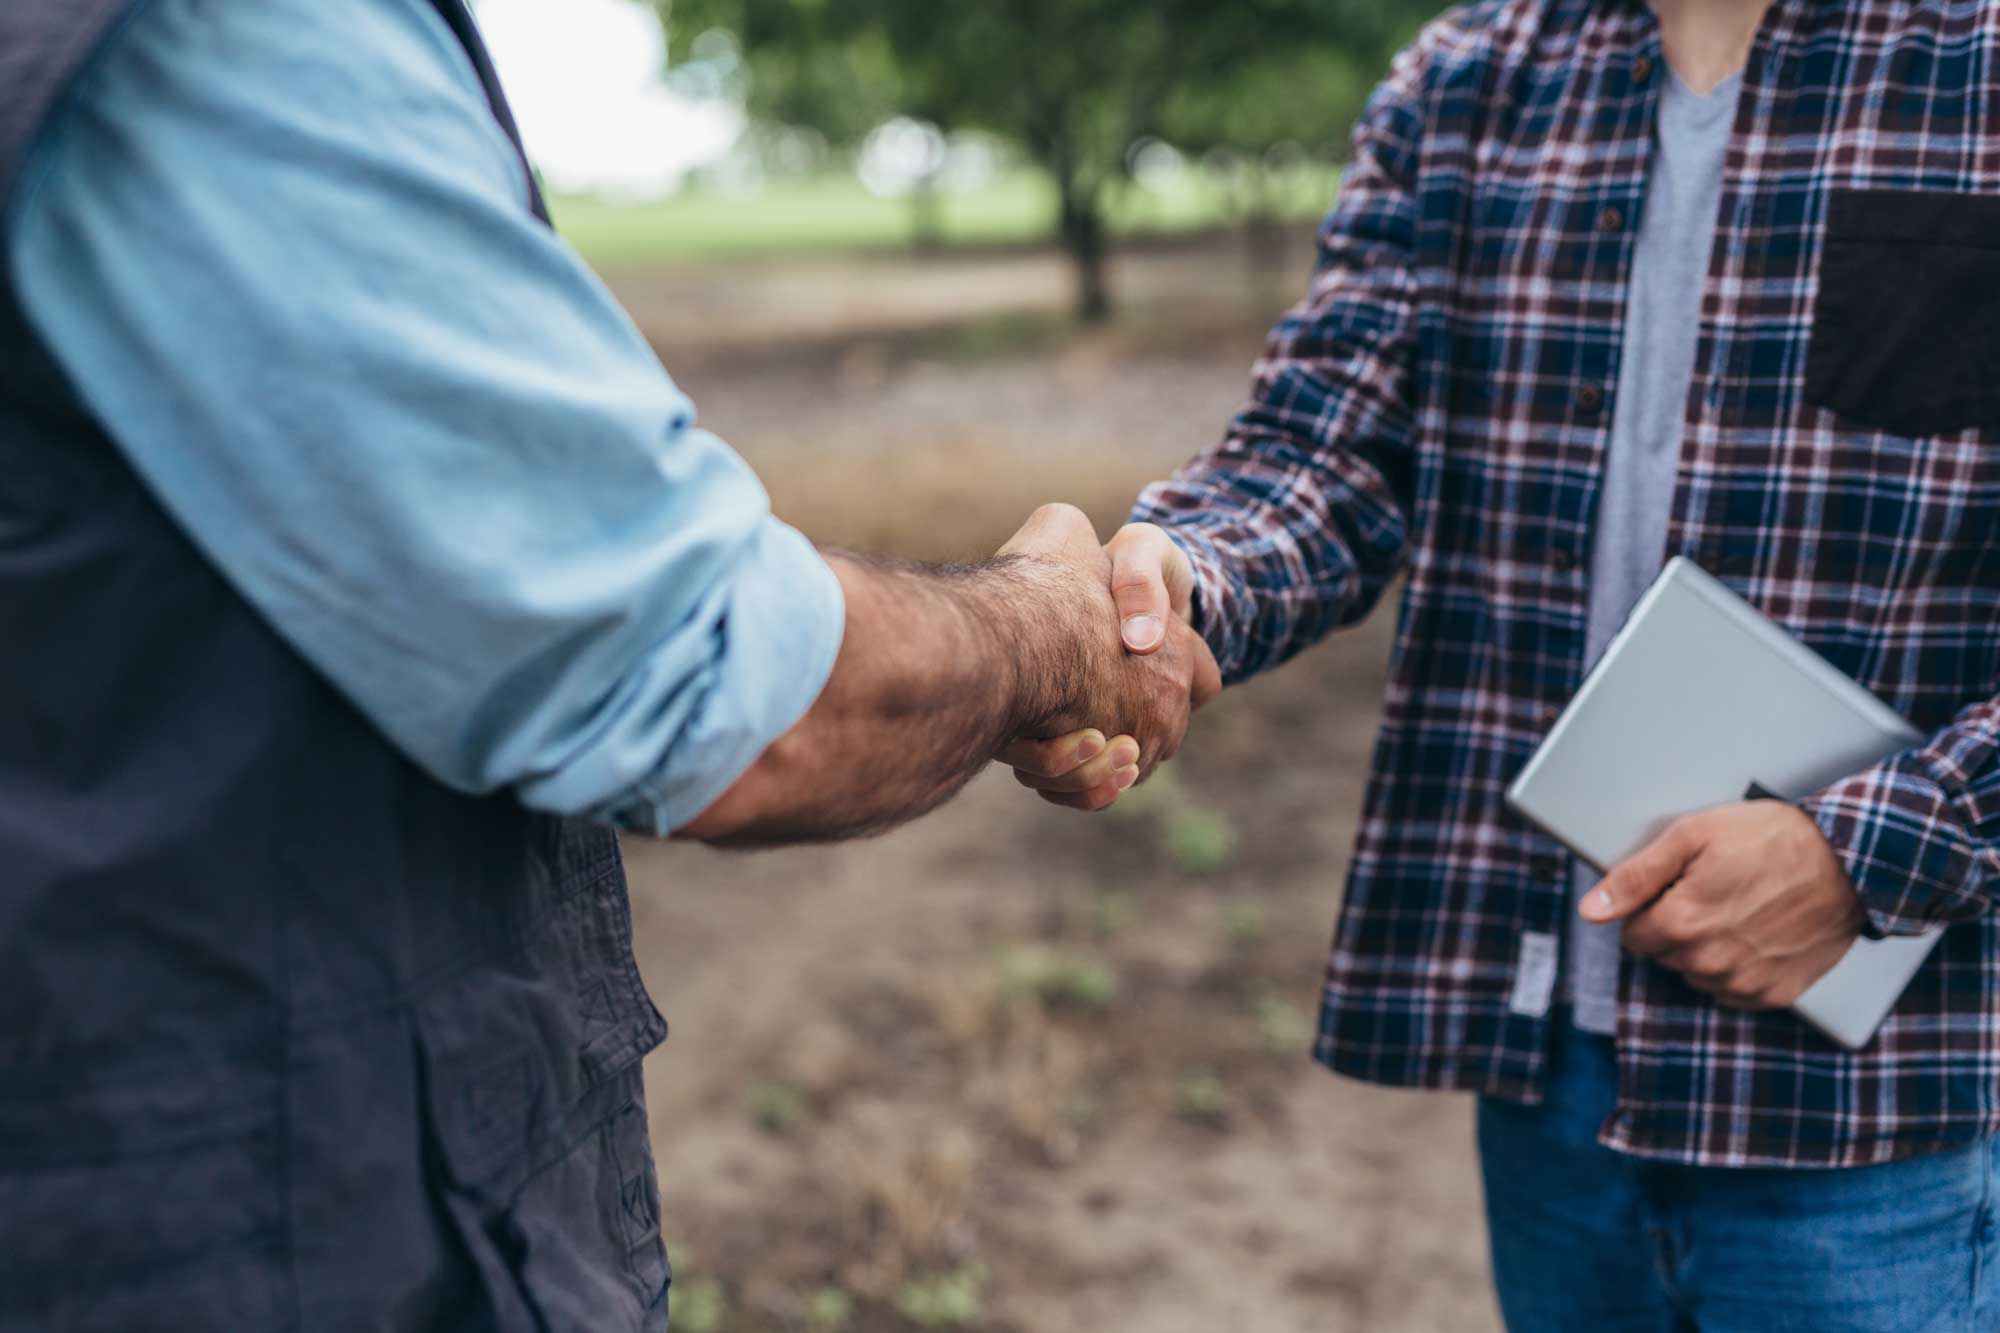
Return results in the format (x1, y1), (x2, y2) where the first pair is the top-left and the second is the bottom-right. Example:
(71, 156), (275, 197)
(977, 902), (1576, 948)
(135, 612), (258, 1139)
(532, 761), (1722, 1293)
(1632, 54), (1655, 83)
(1538, 702), (1560, 727)
(1552, 547), (1576, 574)
(1575, 383), (1605, 412)
(1597, 206), (1626, 233)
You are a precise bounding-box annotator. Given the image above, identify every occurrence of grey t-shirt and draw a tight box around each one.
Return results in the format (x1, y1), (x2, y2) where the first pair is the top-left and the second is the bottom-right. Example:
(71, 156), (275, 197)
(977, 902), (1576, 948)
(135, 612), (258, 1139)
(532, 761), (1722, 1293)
(1568, 68), (1744, 1035)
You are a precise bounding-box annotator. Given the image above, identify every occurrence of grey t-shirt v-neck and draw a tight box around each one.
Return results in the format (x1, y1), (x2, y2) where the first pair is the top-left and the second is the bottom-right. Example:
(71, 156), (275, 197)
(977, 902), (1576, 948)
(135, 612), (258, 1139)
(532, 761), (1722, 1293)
(1567, 67), (1743, 1036)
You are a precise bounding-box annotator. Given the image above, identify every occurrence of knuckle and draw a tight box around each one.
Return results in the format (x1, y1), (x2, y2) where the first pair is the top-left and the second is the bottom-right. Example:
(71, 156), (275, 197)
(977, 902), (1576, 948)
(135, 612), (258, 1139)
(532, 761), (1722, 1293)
(1698, 943), (1744, 976)
(1112, 521), (1164, 548)
(1026, 745), (1070, 779)
(1664, 814), (1705, 853)
(1643, 907), (1682, 943)
(1110, 566), (1161, 596)
(1656, 901), (1703, 942)
(1012, 751), (1053, 780)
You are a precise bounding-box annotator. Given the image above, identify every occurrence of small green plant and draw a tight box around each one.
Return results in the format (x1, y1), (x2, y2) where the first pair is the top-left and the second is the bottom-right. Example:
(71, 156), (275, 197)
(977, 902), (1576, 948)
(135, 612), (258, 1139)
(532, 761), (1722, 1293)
(895, 1265), (988, 1329)
(1220, 900), (1265, 950)
(1088, 889), (1136, 938)
(996, 947), (1118, 1012)
(674, 1276), (728, 1333)
(1175, 1066), (1231, 1127)
(807, 1285), (853, 1329)
(1248, 989), (1313, 1055)
(747, 1077), (805, 1136)
(1166, 806), (1239, 876)
(1046, 958), (1117, 1011)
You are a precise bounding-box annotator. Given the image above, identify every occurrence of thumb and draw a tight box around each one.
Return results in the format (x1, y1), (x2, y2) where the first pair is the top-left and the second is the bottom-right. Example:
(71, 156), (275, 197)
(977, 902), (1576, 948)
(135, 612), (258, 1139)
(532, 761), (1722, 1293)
(1107, 523), (1187, 655)
(1580, 818), (1700, 923)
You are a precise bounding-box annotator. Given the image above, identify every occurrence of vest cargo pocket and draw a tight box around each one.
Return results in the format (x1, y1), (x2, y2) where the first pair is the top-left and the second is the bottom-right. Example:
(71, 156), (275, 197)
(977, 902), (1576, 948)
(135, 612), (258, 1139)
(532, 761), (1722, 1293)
(414, 867), (670, 1331)
(422, 1065), (670, 1333)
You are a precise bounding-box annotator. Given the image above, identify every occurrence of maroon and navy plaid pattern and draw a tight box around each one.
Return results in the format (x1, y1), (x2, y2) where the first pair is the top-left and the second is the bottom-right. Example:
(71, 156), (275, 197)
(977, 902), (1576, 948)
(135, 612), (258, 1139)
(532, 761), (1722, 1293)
(1135, 0), (2000, 1167)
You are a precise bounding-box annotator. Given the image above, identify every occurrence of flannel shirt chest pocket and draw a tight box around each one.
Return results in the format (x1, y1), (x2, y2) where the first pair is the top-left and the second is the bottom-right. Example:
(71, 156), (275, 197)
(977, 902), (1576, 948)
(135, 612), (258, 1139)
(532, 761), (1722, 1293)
(1805, 189), (2000, 439)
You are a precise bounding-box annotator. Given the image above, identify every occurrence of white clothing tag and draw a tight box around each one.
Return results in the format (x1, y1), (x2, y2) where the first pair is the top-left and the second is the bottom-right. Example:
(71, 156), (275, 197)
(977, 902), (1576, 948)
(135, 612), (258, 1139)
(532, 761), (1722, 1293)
(1509, 930), (1559, 1018)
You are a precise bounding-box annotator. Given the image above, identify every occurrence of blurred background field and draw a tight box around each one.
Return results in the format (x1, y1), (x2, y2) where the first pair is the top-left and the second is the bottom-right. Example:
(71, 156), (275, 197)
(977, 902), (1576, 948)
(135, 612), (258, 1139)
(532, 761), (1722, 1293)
(548, 165), (1344, 268)
(486, 0), (1494, 1328)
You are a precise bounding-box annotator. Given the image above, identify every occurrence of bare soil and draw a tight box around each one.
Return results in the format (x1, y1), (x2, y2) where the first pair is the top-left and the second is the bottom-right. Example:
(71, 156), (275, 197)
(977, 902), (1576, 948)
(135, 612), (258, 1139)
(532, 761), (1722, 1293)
(612, 235), (1500, 1333)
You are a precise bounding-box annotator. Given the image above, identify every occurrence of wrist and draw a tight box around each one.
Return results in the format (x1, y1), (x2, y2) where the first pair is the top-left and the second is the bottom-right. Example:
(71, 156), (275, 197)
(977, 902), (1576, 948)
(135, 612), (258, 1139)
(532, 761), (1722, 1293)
(978, 554), (1094, 737)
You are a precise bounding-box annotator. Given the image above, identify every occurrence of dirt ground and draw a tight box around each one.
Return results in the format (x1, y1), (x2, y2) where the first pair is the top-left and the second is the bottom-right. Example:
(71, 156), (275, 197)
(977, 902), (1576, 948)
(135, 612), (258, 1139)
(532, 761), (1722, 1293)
(608, 235), (1501, 1333)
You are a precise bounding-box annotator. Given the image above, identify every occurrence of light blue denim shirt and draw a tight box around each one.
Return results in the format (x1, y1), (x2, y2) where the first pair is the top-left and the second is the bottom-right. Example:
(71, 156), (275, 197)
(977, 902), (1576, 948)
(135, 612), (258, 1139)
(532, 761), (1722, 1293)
(8, 0), (843, 832)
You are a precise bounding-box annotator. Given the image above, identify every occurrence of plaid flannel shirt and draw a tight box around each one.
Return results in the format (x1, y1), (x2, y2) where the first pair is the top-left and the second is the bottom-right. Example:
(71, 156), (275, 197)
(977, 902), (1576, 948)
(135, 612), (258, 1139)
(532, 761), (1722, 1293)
(1135, 0), (2000, 1167)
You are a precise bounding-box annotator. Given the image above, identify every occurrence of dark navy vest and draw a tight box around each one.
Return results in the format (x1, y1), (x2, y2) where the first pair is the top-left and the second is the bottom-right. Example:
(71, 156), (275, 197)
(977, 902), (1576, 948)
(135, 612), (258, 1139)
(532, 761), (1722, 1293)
(0, 3), (670, 1329)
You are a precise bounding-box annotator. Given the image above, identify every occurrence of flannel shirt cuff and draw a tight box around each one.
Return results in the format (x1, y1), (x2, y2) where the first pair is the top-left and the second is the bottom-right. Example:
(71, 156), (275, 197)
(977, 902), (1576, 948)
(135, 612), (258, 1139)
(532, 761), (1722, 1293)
(1797, 752), (1986, 938)
(1154, 525), (1242, 682)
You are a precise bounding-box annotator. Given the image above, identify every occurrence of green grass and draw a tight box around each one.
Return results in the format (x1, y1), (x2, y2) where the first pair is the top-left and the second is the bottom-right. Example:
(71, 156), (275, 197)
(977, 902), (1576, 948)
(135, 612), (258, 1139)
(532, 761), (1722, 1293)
(996, 945), (1120, 1013)
(746, 1076), (805, 1135)
(1175, 1066), (1232, 1127)
(549, 164), (1340, 268)
(807, 1286), (854, 1330)
(672, 1276), (728, 1333)
(1248, 988), (1314, 1056)
(895, 1265), (988, 1329)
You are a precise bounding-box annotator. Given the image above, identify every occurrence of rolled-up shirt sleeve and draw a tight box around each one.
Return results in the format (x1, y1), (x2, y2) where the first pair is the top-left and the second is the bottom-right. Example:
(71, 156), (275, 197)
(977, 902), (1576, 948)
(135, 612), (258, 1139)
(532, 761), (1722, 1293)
(9, 0), (842, 832)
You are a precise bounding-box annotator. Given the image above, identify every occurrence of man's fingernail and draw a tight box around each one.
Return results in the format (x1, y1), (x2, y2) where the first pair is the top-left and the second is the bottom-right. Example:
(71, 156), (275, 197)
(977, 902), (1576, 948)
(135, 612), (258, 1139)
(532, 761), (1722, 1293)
(1113, 766), (1140, 791)
(1113, 741), (1141, 767)
(1122, 615), (1164, 650)
(1075, 734), (1104, 762)
(1583, 888), (1613, 918)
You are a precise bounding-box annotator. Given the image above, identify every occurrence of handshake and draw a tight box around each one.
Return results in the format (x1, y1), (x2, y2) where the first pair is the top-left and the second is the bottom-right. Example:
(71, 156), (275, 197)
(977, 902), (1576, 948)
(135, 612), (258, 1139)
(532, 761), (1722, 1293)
(684, 502), (1222, 844)
(989, 503), (1221, 811)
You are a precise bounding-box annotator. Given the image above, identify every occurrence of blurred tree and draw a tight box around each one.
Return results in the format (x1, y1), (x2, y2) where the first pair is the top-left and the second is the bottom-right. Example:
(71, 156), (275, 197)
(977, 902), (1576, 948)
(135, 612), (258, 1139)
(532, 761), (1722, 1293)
(658, 0), (1445, 320)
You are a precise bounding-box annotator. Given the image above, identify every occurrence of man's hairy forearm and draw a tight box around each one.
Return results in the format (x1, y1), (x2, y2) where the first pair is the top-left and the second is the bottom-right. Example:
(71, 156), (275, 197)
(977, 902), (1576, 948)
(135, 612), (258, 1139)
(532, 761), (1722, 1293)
(679, 550), (1094, 846)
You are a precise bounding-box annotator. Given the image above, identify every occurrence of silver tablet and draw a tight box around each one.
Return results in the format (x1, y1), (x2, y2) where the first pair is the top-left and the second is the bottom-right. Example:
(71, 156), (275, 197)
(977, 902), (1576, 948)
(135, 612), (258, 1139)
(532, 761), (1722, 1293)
(1505, 557), (1941, 1050)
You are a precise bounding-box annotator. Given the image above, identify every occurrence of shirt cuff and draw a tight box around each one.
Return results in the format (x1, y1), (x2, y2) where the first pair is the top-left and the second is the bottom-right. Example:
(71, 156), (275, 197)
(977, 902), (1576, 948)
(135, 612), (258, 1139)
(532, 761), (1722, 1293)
(1141, 520), (1240, 681)
(599, 518), (845, 834)
(1797, 751), (1987, 937)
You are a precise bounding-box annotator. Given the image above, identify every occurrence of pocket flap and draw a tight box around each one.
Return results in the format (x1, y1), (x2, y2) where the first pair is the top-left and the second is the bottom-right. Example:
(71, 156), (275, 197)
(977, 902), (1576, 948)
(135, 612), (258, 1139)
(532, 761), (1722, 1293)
(416, 868), (667, 1192)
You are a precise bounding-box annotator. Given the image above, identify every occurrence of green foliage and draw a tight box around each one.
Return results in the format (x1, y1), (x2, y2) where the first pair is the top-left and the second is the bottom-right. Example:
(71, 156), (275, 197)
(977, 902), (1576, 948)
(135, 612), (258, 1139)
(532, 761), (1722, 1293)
(674, 1276), (730, 1333)
(997, 946), (1119, 1013)
(1094, 765), (1239, 877)
(1157, 48), (1374, 158)
(808, 1285), (855, 1329)
(894, 1265), (988, 1329)
(1175, 1066), (1231, 1127)
(1248, 988), (1313, 1056)
(1168, 807), (1240, 878)
(655, 0), (1449, 313)
(747, 1077), (806, 1135)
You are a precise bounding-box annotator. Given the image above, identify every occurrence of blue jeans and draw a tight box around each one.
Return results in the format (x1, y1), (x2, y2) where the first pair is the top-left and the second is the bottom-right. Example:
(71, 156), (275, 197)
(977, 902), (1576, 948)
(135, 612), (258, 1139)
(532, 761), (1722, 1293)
(1478, 1017), (2000, 1332)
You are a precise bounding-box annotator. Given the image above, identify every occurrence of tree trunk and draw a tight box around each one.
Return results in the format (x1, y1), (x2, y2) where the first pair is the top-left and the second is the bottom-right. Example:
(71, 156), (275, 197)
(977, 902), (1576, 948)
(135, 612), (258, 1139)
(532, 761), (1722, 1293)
(1240, 163), (1289, 305)
(908, 172), (944, 252)
(1057, 178), (1111, 322)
